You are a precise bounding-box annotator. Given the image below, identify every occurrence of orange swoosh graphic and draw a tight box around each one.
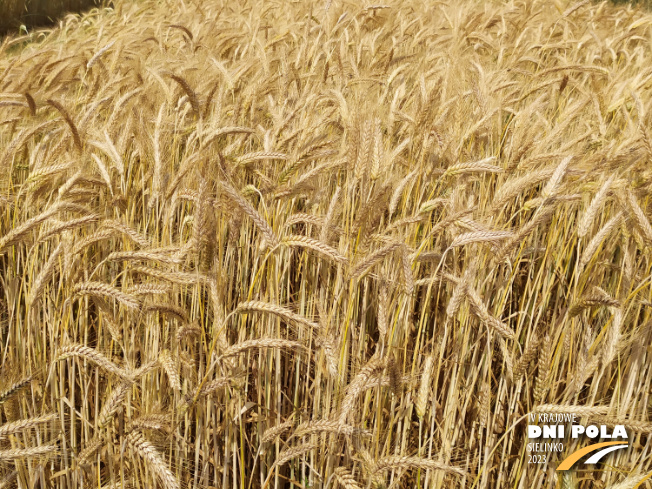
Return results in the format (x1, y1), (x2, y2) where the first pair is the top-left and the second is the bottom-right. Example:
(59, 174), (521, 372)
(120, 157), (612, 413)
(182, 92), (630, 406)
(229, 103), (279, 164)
(557, 441), (626, 471)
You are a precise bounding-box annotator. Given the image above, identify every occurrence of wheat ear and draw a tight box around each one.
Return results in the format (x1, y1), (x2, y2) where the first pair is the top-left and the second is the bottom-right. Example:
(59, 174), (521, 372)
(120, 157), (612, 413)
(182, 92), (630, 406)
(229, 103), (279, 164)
(0, 413), (57, 439)
(283, 235), (348, 265)
(97, 381), (131, 428)
(159, 350), (181, 390)
(56, 344), (131, 380)
(47, 99), (82, 152)
(334, 467), (363, 489)
(261, 419), (294, 445)
(234, 300), (320, 331)
(272, 442), (318, 469)
(294, 420), (370, 438)
(350, 242), (402, 280)
(416, 354), (435, 419)
(338, 356), (386, 424)
(221, 339), (305, 358)
(373, 455), (466, 477)
(466, 285), (515, 339)
(221, 180), (279, 247)
(579, 212), (623, 269)
(126, 431), (180, 489)
(591, 416), (652, 434)
(0, 202), (75, 252)
(532, 404), (609, 416)
(0, 445), (58, 460)
(0, 376), (33, 404)
(608, 473), (647, 489)
(578, 174), (615, 238)
(73, 281), (141, 310)
(29, 243), (63, 306)
(625, 189), (652, 246)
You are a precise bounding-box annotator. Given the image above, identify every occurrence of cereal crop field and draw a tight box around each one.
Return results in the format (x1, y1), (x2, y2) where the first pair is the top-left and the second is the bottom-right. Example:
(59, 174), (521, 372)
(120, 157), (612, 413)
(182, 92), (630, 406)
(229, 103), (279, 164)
(0, 1), (651, 488)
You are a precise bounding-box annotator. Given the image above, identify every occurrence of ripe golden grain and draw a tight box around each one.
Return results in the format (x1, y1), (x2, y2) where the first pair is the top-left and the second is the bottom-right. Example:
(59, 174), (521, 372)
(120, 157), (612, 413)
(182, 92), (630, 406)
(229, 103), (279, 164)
(2, 1), (652, 488)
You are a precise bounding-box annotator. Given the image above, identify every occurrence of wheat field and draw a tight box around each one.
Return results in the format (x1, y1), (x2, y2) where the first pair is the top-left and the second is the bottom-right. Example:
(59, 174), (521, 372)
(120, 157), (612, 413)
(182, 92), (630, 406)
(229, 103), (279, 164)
(0, 0), (651, 488)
